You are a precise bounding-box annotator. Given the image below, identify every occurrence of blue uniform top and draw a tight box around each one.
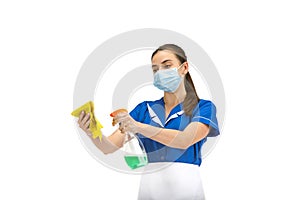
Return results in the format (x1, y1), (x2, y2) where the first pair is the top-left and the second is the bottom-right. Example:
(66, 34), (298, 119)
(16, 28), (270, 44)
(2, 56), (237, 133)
(129, 97), (220, 166)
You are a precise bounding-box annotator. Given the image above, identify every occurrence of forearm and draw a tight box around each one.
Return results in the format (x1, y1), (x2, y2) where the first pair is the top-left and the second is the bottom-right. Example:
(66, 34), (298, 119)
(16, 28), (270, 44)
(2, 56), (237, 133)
(89, 131), (125, 154)
(137, 123), (185, 149)
(136, 122), (204, 149)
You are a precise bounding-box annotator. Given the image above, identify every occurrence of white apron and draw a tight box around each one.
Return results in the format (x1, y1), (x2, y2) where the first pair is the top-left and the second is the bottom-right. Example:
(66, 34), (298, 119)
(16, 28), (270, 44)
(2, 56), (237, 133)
(138, 162), (205, 200)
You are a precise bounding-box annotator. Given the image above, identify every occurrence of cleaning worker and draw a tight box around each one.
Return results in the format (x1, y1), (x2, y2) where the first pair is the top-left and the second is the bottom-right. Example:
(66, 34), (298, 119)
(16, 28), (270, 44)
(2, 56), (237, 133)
(77, 44), (220, 199)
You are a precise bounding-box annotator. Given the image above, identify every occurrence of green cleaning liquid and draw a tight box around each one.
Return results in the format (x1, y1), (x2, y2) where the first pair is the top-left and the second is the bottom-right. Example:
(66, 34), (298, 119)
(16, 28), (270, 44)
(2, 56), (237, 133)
(124, 155), (148, 169)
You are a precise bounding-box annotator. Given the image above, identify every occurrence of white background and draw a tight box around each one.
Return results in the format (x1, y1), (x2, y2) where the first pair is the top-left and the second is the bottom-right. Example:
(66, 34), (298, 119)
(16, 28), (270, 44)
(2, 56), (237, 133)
(1, 0), (299, 199)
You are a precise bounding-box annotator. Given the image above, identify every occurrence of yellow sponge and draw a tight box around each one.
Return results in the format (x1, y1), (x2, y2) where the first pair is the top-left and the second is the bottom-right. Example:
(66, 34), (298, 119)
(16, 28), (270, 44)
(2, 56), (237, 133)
(71, 101), (103, 140)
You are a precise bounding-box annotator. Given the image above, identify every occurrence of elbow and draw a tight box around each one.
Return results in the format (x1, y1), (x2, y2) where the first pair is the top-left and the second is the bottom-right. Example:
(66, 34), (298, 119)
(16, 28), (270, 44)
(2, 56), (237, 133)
(173, 142), (191, 150)
(181, 143), (192, 150)
(102, 148), (118, 155)
(168, 137), (193, 149)
(103, 149), (116, 155)
(103, 150), (111, 155)
(102, 145), (121, 155)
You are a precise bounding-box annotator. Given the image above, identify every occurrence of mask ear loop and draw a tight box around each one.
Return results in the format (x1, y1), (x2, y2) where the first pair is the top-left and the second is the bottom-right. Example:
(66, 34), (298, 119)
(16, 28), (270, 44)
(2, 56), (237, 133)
(177, 62), (186, 77)
(177, 63), (184, 70)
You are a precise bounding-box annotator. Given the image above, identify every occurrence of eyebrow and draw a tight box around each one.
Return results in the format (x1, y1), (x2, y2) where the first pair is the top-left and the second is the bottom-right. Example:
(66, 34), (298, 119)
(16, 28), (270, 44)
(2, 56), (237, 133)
(152, 59), (173, 68)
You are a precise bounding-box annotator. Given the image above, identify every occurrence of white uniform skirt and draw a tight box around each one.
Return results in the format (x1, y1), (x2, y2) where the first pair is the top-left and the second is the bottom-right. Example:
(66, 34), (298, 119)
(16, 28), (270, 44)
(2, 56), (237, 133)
(138, 162), (205, 200)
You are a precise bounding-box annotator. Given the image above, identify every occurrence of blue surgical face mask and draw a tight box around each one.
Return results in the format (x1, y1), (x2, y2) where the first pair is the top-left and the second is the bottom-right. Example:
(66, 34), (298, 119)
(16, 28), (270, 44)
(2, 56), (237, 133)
(153, 63), (184, 93)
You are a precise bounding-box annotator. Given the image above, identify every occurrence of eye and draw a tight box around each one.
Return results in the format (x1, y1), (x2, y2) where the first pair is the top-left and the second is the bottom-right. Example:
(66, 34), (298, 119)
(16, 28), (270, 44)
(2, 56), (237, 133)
(163, 65), (171, 69)
(153, 69), (158, 73)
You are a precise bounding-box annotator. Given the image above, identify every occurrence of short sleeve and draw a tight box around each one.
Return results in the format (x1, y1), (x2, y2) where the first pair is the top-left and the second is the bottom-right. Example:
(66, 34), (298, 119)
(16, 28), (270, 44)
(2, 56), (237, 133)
(129, 101), (148, 123)
(192, 100), (220, 137)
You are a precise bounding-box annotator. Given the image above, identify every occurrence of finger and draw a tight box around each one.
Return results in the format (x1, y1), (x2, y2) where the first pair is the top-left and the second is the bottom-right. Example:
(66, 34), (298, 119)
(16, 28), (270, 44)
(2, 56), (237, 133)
(79, 111), (85, 123)
(79, 113), (90, 128)
(78, 113), (86, 127)
(113, 115), (129, 125)
(116, 112), (128, 117)
(83, 119), (90, 130)
(112, 113), (127, 126)
(113, 112), (128, 122)
(82, 113), (90, 124)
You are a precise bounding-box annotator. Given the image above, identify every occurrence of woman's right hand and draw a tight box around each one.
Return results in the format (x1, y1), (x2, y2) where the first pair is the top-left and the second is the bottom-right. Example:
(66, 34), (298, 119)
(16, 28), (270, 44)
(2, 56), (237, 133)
(78, 111), (93, 137)
(77, 110), (126, 154)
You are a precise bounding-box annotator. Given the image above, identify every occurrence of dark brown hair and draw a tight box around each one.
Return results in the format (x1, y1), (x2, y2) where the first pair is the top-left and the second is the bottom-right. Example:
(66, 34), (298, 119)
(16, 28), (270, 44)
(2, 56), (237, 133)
(151, 44), (200, 116)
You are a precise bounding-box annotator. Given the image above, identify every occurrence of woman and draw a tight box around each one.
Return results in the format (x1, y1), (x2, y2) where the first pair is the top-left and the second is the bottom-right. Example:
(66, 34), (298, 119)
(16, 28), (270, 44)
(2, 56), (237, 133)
(78, 44), (220, 199)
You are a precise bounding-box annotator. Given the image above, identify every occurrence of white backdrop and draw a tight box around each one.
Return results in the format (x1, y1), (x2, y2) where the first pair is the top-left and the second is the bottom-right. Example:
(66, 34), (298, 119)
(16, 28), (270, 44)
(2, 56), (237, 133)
(1, 0), (299, 199)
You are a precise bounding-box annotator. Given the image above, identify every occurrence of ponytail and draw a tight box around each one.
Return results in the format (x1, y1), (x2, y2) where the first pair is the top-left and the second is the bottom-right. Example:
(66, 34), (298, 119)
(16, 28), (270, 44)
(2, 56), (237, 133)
(183, 72), (200, 116)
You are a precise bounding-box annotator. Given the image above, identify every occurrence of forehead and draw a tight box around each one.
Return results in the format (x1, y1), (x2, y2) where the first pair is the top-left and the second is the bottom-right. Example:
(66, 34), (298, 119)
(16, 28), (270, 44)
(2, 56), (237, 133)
(152, 50), (179, 64)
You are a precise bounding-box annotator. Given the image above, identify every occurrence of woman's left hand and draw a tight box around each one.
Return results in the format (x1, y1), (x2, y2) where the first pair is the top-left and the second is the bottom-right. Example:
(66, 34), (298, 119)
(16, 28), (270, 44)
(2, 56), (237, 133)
(112, 112), (140, 134)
